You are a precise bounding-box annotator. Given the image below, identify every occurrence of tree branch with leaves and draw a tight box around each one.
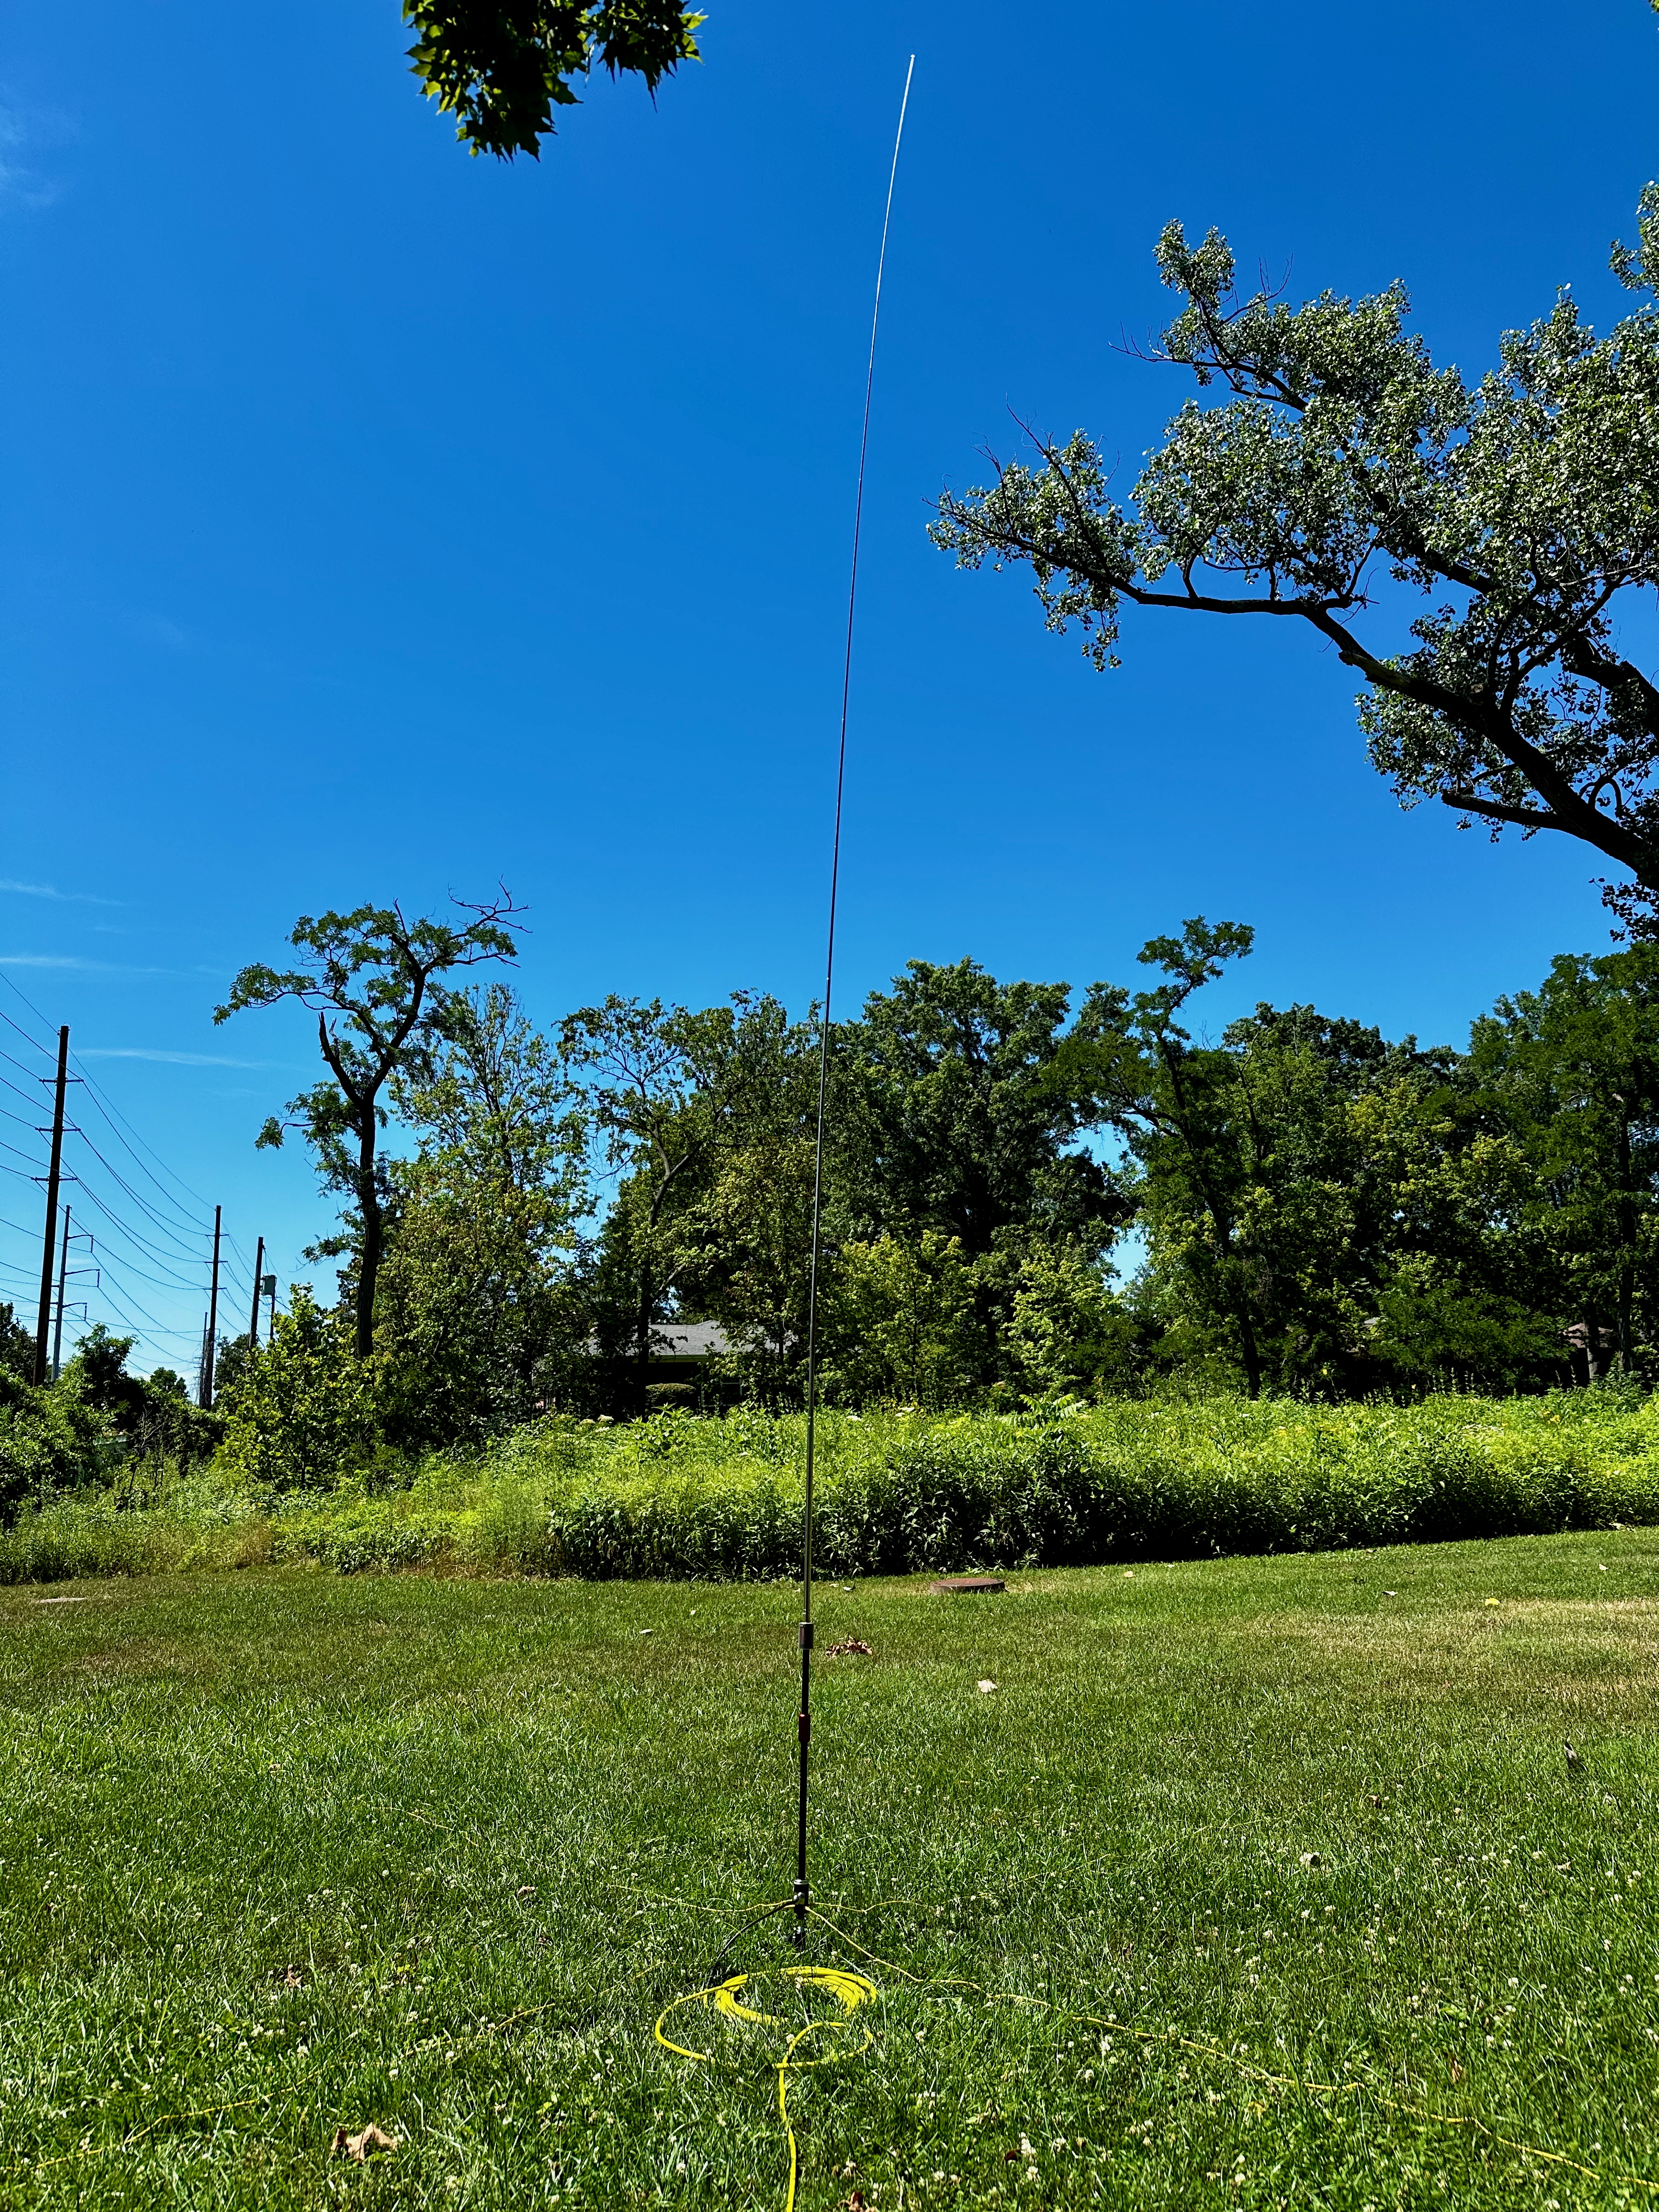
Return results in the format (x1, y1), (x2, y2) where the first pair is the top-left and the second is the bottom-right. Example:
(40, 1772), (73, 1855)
(933, 195), (1659, 932)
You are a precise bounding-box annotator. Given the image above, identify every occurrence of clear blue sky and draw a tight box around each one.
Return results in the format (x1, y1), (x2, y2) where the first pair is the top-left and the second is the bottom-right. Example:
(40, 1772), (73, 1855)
(3, 0), (1658, 1370)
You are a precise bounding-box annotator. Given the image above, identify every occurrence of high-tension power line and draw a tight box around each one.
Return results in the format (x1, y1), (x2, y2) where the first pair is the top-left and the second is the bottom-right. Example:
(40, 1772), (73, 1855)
(0, 975), (274, 1379)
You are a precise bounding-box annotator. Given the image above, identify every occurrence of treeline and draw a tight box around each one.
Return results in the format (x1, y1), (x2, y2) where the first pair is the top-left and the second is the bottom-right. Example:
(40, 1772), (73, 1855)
(190, 905), (1659, 1480)
(4, 904), (1658, 1500)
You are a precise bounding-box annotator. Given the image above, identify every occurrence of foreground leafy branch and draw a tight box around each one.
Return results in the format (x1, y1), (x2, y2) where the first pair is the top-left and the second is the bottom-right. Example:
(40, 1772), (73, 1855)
(402, 0), (703, 159)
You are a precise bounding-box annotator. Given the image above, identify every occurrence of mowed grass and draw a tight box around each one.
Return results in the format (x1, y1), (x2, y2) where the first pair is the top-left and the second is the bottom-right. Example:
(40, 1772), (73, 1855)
(2, 1539), (1659, 2209)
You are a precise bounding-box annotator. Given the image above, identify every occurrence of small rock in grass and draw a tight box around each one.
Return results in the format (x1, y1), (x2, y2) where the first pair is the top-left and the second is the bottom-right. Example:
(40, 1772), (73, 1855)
(977, 1679), (997, 1694)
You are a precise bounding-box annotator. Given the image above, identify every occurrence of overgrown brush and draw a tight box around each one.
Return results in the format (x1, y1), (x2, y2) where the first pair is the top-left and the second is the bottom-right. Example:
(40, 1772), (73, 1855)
(3, 1389), (1657, 1584)
(516, 1391), (1659, 1579)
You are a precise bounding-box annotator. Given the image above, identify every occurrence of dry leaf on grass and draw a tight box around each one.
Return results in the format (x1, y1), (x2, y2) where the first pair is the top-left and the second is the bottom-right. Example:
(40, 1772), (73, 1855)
(827, 1639), (874, 1657)
(331, 2123), (399, 2161)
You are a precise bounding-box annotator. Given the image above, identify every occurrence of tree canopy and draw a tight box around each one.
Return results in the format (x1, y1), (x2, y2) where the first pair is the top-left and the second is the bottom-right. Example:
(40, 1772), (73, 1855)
(933, 194), (1659, 934)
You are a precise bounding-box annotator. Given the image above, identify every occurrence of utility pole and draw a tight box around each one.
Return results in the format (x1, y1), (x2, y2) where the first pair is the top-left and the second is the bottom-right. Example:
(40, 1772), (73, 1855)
(202, 1204), (222, 1409)
(50, 1214), (96, 1383)
(248, 1235), (264, 1349)
(51, 1206), (71, 1382)
(32, 1026), (70, 1386)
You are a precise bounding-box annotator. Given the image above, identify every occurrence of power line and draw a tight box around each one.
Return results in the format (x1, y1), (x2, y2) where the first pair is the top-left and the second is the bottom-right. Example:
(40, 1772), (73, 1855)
(0, 974), (228, 1248)
(0, 1004), (55, 1058)
(0, 973), (284, 1367)
(64, 1132), (259, 1305)
(69, 1121), (212, 1246)
(0, 1069), (46, 1111)
(65, 1133), (213, 1258)
(90, 1268), (202, 1351)
(70, 1055), (219, 1219)
(58, 1169), (207, 1276)
(55, 1194), (207, 1294)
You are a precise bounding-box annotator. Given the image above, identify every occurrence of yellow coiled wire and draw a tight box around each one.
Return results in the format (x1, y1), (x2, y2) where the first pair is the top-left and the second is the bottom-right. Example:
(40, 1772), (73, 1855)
(655, 1963), (877, 2212)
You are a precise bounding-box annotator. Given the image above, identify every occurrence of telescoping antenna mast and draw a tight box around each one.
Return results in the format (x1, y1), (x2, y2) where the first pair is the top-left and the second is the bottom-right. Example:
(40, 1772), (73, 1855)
(793, 55), (916, 1952)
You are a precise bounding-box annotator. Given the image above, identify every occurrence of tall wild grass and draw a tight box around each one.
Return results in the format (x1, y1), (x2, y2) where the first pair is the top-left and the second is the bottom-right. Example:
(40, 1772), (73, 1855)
(2, 1389), (1657, 1583)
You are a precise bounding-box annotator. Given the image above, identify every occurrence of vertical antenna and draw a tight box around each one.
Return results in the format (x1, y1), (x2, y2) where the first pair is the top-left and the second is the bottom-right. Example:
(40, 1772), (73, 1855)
(793, 53), (916, 1953)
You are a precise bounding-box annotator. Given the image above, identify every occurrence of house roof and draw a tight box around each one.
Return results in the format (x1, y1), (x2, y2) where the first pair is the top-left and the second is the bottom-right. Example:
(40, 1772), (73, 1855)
(646, 1319), (731, 1361)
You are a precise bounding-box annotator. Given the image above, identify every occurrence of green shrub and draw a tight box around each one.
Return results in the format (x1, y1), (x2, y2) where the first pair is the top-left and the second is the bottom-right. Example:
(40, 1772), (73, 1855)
(0, 1369), (118, 1523)
(215, 1291), (379, 1492)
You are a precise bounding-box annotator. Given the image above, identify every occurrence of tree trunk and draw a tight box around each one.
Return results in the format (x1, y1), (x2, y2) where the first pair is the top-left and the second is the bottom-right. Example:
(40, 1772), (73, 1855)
(1156, 1044), (1263, 1397)
(1233, 1289), (1263, 1400)
(356, 1122), (381, 1361)
(635, 1279), (652, 1415)
(1616, 1110), (1636, 1375)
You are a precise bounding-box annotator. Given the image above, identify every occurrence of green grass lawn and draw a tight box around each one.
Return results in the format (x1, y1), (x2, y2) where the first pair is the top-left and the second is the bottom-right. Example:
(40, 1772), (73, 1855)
(3, 1536), (1658, 2209)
